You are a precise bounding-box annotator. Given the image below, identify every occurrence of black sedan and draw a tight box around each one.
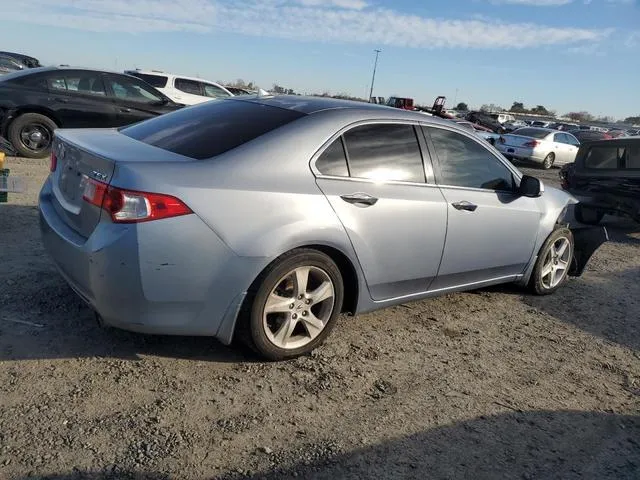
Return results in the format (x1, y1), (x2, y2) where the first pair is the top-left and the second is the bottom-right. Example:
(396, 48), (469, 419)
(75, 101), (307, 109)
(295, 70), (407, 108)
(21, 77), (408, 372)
(567, 129), (612, 143)
(0, 67), (183, 157)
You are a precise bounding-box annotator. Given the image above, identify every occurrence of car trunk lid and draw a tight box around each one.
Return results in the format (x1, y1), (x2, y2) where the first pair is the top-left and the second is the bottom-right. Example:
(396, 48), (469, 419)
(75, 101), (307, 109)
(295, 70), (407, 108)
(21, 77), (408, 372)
(50, 128), (192, 239)
(501, 134), (541, 147)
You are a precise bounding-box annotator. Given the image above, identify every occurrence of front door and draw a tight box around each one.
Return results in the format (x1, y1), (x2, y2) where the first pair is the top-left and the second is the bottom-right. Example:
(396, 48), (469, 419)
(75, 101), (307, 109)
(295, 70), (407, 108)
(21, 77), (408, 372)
(104, 74), (171, 126)
(424, 126), (542, 290)
(313, 123), (448, 301)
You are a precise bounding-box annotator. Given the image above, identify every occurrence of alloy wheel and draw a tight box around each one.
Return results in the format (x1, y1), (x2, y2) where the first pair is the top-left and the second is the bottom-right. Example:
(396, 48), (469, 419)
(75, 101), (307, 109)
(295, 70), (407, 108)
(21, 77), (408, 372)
(262, 266), (335, 350)
(540, 236), (571, 289)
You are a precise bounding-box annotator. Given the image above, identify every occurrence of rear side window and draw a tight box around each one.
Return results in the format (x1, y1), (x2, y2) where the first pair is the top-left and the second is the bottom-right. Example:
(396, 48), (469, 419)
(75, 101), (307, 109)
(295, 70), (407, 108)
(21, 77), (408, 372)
(584, 146), (625, 169)
(47, 72), (106, 96)
(316, 138), (349, 176)
(120, 100), (305, 160)
(129, 73), (168, 88)
(342, 124), (425, 183)
(175, 78), (202, 95)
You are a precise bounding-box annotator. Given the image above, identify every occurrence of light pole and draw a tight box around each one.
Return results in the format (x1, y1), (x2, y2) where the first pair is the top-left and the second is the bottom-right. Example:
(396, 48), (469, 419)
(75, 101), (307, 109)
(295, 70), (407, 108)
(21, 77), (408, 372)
(368, 49), (381, 102)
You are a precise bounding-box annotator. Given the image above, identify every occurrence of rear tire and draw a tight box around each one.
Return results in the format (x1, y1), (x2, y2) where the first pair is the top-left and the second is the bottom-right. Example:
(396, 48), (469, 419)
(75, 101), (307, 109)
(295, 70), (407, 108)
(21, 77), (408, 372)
(529, 228), (574, 295)
(542, 152), (555, 170)
(8, 113), (57, 158)
(237, 249), (344, 361)
(575, 204), (604, 225)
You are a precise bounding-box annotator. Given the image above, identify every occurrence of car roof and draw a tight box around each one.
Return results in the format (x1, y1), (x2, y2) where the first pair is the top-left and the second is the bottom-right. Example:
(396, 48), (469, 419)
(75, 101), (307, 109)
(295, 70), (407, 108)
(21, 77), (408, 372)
(578, 137), (640, 148)
(125, 69), (222, 84)
(233, 94), (455, 124)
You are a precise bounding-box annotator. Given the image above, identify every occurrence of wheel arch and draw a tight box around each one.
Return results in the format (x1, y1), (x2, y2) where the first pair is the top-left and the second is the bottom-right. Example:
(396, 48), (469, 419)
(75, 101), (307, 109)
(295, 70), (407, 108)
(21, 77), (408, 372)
(9, 107), (62, 131)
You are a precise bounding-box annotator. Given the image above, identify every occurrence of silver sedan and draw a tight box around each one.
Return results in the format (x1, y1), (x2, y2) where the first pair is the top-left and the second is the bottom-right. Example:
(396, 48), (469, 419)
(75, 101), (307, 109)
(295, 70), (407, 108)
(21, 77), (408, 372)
(39, 96), (606, 360)
(496, 127), (580, 169)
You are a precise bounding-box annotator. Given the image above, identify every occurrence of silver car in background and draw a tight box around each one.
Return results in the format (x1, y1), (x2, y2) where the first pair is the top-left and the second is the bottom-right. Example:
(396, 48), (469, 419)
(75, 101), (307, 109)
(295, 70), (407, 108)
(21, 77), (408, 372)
(497, 127), (580, 169)
(39, 96), (606, 360)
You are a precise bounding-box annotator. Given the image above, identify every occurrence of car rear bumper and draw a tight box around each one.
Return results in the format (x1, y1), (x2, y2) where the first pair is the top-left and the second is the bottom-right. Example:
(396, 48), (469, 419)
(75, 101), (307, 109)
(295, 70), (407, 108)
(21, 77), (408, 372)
(496, 144), (545, 163)
(38, 177), (261, 341)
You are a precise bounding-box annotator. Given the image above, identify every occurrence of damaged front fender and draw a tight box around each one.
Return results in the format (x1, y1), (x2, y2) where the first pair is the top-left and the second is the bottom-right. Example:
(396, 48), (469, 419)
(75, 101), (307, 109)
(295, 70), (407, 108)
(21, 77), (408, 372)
(569, 225), (608, 277)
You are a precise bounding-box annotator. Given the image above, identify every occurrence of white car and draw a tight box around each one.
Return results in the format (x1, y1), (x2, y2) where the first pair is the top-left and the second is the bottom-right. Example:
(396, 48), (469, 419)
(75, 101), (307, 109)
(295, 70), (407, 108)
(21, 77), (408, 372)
(496, 127), (580, 169)
(124, 70), (233, 105)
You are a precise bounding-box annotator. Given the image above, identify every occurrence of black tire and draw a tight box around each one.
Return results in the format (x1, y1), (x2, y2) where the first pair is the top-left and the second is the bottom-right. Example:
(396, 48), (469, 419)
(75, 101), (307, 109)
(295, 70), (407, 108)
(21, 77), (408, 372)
(237, 249), (344, 361)
(575, 204), (604, 225)
(542, 152), (555, 170)
(8, 113), (57, 158)
(529, 227), (574, 295)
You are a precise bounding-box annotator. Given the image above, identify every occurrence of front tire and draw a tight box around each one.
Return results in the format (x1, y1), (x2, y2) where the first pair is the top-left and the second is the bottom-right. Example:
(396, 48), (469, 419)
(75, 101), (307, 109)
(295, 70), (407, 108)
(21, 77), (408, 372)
(8, 113), (57, 158)
(529, 228), (574, 295)
(238, 249), (344, 361)
(542, 152), (555, 170)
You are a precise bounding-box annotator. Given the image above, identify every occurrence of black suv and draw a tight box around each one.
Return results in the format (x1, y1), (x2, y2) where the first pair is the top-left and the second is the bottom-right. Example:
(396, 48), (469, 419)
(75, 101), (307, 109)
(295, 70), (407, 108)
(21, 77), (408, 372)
(0, 67), (182, 158)
(560, 138), (640, 224)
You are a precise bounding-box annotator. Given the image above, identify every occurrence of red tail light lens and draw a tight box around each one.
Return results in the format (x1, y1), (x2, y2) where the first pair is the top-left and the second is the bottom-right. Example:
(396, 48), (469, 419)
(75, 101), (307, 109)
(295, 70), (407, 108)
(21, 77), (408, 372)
(82, 177), (192, 223)
(523, 140), (539, 148)
(50, 152), (57, 172)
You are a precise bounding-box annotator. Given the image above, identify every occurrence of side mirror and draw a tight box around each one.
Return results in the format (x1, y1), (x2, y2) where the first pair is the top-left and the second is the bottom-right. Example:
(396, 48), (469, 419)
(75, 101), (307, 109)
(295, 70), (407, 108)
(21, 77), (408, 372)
(519, 175), (543, 197)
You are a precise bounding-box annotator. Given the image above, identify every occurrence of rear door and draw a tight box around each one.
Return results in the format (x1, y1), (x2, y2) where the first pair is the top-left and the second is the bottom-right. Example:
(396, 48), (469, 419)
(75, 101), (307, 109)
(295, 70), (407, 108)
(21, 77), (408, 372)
(425, 125), (541, 289)
(44, 70), (117, 127)
(173, 78), (207, 104)
(104, 74), (171, 126)
(313, 122), (448, 301)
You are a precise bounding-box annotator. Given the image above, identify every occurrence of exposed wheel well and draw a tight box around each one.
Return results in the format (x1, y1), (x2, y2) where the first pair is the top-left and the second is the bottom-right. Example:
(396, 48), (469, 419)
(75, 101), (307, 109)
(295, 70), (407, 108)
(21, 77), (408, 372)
(7, 108), (61, 133)
(304, 244), (359, 315)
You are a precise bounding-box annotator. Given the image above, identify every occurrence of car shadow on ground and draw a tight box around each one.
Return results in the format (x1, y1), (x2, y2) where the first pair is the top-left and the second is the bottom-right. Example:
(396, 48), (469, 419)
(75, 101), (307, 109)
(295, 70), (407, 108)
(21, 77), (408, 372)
(17, 410), (638, 479)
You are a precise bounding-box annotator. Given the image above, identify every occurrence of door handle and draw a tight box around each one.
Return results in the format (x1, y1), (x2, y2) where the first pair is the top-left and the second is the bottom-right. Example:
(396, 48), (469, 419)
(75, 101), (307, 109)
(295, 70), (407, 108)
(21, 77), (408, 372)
(451, 200), (478, 212)
(119, 108), (132, 113)
(340, 192), (378, 207)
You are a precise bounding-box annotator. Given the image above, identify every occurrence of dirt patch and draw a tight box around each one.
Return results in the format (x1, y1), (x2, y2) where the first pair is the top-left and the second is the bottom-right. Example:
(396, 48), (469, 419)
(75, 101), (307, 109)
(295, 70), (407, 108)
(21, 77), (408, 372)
(0, 158), (639, 479)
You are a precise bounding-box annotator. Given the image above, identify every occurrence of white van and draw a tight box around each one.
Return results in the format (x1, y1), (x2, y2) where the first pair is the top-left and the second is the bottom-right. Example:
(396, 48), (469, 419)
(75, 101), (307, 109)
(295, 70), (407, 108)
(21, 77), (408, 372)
(489, 113), (516, 124)
(124, 70), (234, 105)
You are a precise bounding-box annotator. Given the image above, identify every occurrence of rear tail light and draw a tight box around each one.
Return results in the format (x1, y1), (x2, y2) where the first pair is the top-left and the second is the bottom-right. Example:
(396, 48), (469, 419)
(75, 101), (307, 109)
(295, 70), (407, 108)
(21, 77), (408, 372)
(82, 177), (192, 223)
(50, 152), (57, 172)
(523, 140), (539, 148)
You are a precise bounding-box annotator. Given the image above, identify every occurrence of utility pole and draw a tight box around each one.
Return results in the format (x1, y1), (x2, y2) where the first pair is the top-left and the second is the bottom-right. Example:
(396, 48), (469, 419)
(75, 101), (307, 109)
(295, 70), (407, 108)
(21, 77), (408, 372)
(368, 49), (381, 102)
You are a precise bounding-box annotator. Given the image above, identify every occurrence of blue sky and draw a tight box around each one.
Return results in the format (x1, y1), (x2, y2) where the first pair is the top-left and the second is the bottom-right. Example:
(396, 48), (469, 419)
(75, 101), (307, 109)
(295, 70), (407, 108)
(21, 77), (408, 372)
(2, 0), (639, 118)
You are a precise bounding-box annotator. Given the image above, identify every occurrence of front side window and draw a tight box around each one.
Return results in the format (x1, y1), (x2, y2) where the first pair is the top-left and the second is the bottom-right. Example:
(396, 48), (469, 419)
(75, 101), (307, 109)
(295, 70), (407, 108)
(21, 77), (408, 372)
(316, 138), (349, 177)
(428, 127), (514, 191)
(342, 124), (425, 183)
(175, 78), (202, 96)
(584, 146), (625, 169)
(563, 133), (579, 146)
(46, 72), (106, 96)
(107, 76), (163, 102)
(203, 83), (230, 98)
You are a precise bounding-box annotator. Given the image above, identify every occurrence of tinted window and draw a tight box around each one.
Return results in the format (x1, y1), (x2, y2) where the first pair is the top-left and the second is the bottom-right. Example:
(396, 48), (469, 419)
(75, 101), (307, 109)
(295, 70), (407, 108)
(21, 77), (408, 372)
(316, 138), (348, 176)
(203, 83), (230, 98)
(429, 127), (514, 191)
(129, 73), (168, 88)
(514, 128), (551, 139)
(584, 146), (625, 169)
(342, 124), (425, 183)
(121, 100), (305, 160)
(627, 145), (640, 169)
(46, 72), (106, 96)
(175, 78), (202, 95)
(107, 76), (163, 102)
(564, 133), (579, 146)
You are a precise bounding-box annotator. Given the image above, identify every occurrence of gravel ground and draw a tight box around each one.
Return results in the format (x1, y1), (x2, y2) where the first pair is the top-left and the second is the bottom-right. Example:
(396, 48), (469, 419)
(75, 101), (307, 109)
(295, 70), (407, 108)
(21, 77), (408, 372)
(1, 156), (639, 480)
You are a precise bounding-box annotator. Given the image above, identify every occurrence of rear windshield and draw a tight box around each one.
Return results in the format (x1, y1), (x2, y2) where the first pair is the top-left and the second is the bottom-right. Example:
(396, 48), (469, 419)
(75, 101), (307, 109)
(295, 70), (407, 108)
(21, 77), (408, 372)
(584, 145), (625, 169)
(128, 72), (168, 88)
(120, 99), (306, 160)
(512, 128), (550, 139)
